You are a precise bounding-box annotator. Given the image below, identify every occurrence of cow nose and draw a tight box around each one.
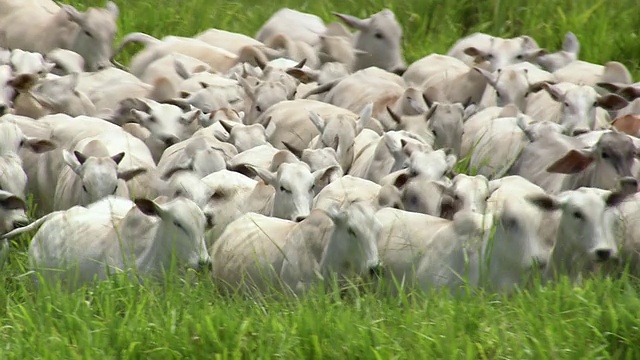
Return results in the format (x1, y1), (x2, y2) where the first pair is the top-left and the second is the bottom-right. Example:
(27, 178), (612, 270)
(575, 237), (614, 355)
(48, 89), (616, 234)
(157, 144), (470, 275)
(197, 257), (212, 272)
(572, 128), (589, 136)
(595, 249), (612, 262)
(294, 215), (307, 222)
(12, 218), (29, 229)
(0, 104), (8, 115)
(368, 263), (384, 278)
(532, 257), (547, 271)
(95, 63), (109, 71)
(392, 66), (407, 76)
(162, 136), (180, 147)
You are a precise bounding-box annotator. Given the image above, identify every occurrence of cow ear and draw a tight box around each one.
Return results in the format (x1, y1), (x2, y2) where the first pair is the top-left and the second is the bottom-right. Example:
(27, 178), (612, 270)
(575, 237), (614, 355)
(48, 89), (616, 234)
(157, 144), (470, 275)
(61, 4), (84, 24)
(24, 137), (57, 153)
(546, 149), (595, 174)
(105, 1), (119, 20)
(111, 152), (126, 165)
(612, 115), (640, 137)
(313, 165), (341, 185)
(463, 47), (485, 57)
(332, 12), (370, 31)
(245, 165), (277, 185)
(542, 82), (565, 102)
(0, 194), (27, 211)
(473, 67), (496, 87)
(62, 149), (83, 173)
(526, 194), (562, 212)
(180, 109), (201, 125)
(393, 171), (411, 189)
(118, 168), (147, 182)
(134, 198), (162, 217)
(597, 94), (629, 111)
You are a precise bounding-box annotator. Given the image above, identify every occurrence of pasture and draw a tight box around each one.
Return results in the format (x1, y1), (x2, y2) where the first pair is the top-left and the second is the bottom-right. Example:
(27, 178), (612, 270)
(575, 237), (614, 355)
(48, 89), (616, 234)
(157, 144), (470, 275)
(1, 0), (640, 358)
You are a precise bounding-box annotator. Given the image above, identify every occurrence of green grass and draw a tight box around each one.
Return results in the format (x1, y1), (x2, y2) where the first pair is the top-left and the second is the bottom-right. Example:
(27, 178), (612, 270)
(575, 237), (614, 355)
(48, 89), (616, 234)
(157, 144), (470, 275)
(3, 0), (640, 358)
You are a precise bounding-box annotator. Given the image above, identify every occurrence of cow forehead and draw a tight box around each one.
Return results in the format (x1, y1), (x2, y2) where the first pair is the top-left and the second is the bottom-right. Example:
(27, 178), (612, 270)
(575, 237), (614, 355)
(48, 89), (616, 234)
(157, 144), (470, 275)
(85, 9), (118, 33)
(566, 86), (597, 103)
(598, 133), (634, 155)
(563, 191), (608, 214)
(278, 163), (312, 182)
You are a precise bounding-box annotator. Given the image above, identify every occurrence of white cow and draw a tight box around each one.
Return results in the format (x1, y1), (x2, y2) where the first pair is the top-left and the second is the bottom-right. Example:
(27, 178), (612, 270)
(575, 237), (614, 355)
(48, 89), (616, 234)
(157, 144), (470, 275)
(3, 196), (211, 289)
(332, 8), (407, 74)
(526, 178), (637, 283)
(211, 201), (382, 295)
(53, 141), (139, 211)
(525, 82), (628, 136)
(509, 131), (637, 194)
(0, 1), (119, 71)
(0, 121), (57, 200)
(255, 8), (327, 47)
(0, 190), (29, 271)
(446, 33), (546, 72)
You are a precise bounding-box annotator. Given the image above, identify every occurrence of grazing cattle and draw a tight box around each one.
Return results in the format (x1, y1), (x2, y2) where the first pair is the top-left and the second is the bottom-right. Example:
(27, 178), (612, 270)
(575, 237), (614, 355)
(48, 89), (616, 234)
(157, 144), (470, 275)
(255, 8), (327, 47)
(509, 131), (637, 194)
(552, 61), (632, 88)
(195, 28), (264, 55)
(45, 48), (86, 75)
(527, 178), (637, 283)
(211, 201), (382, 295)
(12, 72), (98, 118)
(129, 98), (201, 162)
(446, 33), (546, 72)
(0, 121), (57, 200)
(53, 143), (136, 211)
(0, 1), (119, 71)
(8, 49), (55, 78)
(3, 196), (211, 289)
(313, 175), (383, 213)
(0, 190), (28, 235)
(525, 82), (628, 136)
(535, 32), (580, 72)
(477, 62), (556, 110)
(377, 199), (552, 294)
(333, 9), (407, 74)
(243, 161), (340, 222)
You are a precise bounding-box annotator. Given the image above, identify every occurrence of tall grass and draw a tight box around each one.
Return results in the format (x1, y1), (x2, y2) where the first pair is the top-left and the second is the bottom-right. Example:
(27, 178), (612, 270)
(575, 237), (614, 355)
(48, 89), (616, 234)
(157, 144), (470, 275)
(2, 0), (640, 358)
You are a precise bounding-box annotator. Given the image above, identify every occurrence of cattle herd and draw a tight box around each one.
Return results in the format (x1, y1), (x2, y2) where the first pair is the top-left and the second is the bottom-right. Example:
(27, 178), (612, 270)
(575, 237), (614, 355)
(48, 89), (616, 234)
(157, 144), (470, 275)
(0, 1), (640, 296)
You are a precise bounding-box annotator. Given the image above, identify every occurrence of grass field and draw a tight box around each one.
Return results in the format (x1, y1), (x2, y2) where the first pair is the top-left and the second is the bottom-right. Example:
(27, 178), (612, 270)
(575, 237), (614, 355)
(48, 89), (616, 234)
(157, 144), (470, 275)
(2, 0), (640, 358)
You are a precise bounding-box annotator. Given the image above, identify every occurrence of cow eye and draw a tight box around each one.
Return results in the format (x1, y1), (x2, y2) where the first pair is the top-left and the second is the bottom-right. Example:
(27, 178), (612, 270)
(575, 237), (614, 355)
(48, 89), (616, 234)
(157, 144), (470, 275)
(173, 221), (185, 231)
(174, 189), (184, 197)
(573, 211), (583, 220)
(592, 101), (598, 107)
(84, 30), (93, 38)
(279, 186), (289, 193)
(374, 32), (383, 40)
(82, 185), (87, 192)
(496, 91), (502, 98)
(486, 54), (494, 59)
(112, 186), (118, 195)
(19, 140), (25, 147)
(148, 115), (156, 122)
(516, 54), (523, 60)
(347, 227), (357, 236)
(255, 105), (262, 113)
(563, 102), (569, 107)
(432, 129), (438, 137)
(602, 152), (609, 159)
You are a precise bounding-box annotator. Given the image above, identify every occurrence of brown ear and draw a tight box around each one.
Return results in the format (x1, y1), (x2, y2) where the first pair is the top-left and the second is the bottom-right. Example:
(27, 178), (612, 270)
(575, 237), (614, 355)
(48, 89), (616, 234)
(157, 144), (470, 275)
(0, 195), (27, 211)
(546, 149), (595, 174)
(597, 94), (629, 111)
(393, 172), (411, 189)
(619, 86), (640, 101)
(134, 198), (160, 216)
(612, 115), (640, 136)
